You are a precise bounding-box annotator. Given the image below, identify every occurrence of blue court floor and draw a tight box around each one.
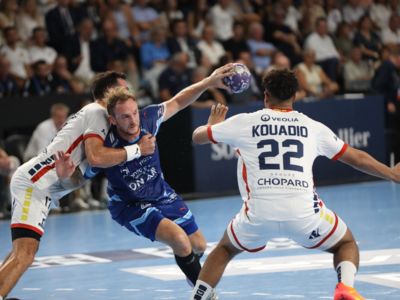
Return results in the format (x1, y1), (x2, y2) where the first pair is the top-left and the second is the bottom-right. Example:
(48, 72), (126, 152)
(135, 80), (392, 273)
(1, 181), (399, 299)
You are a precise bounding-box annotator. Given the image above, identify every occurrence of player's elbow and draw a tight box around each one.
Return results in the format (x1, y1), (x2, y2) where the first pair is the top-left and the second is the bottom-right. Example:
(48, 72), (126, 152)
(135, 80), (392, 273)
(86, 152), (102, 167)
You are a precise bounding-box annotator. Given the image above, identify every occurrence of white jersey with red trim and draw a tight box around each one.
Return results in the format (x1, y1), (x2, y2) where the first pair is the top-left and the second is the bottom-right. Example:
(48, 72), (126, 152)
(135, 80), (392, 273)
(208, 108), (347, 221)
(16, 102), (109, 191)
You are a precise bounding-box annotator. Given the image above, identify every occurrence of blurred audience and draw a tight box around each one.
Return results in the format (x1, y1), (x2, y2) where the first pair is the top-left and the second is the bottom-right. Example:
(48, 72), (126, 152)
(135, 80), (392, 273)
(52, 55), (83, 93)
(158, 52), (192, 102)
(24, 60), (53, 96)
(342, 0), (366, 30)
(353, 15), (382, 62)
(222, 21), (250, 60)
(197, 24), (226, 67)
(0, 26), (31, 84)
(208, 0), (239, 42)
(16, 0), (45, 43)
(381, 14), (400, 49)
(343, 47), (374, 92)
(28, 27), (57, 66)
(132, 0), (160, 42)
(190, 66), (226, 108)
(370, 0), (392, 30)
(296, 49), (339, 100)
(247, 21), (275, 74)
(167, 19), (201, 68)
(0, 56), (19, 98)
(304, 17), (340, 80)
(24, 103), (69, 161)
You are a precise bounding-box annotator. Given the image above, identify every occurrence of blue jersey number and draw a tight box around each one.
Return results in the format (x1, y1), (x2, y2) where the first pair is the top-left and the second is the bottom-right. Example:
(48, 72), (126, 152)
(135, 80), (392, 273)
(257, 139), (304, 172)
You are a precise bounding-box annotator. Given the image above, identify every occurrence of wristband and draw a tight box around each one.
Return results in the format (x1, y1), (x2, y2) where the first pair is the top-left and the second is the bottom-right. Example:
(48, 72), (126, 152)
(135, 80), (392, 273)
(124, 144), (141, 161)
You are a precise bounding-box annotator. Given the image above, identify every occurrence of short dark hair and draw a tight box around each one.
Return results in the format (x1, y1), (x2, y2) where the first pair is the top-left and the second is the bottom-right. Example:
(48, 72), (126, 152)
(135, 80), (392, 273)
(3, 26), (16, 37)
(91, 71), (126, 100)
(263, 69), (298, 102)
(32, 26), (45, 36)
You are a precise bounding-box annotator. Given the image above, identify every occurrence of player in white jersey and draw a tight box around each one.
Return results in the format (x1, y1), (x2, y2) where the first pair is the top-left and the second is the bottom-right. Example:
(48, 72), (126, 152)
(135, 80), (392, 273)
(190, 69), (400, 300)
(0, 71), (156, 300)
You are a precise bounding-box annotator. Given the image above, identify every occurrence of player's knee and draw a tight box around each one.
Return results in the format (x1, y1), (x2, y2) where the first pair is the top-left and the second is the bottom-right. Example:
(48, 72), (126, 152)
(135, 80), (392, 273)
(171, 232), (192, 256)
(193, 238), (207, 254)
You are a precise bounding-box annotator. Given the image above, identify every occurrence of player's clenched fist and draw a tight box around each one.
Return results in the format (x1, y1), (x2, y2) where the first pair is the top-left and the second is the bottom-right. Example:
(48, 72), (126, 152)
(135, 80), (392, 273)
(207, 103), (229, 125)
(138, 133), (156, 156)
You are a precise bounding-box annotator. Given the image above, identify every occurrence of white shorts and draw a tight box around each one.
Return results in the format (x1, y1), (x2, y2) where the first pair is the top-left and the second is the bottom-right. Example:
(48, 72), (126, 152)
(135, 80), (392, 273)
(10, 171), (53, 237)
(227, 202), (347, 252)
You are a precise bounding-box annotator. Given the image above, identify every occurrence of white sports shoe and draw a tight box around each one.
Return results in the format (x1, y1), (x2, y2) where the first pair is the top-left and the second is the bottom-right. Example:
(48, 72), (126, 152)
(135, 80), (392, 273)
(208, 289), (218, 300)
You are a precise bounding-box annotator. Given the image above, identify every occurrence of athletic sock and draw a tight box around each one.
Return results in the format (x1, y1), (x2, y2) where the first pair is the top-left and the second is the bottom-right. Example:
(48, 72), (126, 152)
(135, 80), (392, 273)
(174, 252), (201, 286)
(336, 261), (357, 287)
(191, 279), (212, 300)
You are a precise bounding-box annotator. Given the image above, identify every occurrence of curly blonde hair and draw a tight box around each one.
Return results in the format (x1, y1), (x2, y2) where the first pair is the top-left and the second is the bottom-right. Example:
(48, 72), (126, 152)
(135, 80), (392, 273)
(105, 86), (136, 116)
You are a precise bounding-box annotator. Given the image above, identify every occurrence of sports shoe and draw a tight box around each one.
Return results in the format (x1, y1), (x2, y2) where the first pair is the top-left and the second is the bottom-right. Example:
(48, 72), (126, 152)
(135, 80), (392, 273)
(334, 282), (365, 300)
(208, 289), (218, 300)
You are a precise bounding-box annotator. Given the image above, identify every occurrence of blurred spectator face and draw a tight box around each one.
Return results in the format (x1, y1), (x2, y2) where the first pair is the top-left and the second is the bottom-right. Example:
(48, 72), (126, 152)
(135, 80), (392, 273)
(167, 0), (178, 9)
(273, 52), (291, 69)
(33, 29), (47, 46)
(57, 0), (71, 7)
(4, 28), (19, 46)
(151, 27), (167, 44)
(348, 0), (360, 7)
(103, 19), (118, 40)
(35, 62), (50, 78)
(233, 23), (245, 39)
(249, 23), (264, 41)
(3, 0), (18, 12)
(202, 25), (215, 42)
(303, 50), (316, 65)
(107, 60), (125, 73)
(171, 52), (189, 72)
(336, 22), (351, 38)
(273, 8), (286, 25)
(359, 16), (372, 31)
(54, 56), (68, 72)
(219, 0), (231, 8)
(238, 51), (254, 69)
(136, 0), (148, 7)
(23, 0), (37, 14)
(51, 106), (69, 130)
(0, 57), (11, 77)
(79, 19), (94, 39)
(316, 19), (328, 36)
(350, 47), (362, 63)
(173, 21), (187, 37)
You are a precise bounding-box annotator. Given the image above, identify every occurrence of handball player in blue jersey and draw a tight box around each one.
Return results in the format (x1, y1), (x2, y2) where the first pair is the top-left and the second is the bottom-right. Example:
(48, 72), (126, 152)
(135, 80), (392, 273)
(98, 64), (234, 290)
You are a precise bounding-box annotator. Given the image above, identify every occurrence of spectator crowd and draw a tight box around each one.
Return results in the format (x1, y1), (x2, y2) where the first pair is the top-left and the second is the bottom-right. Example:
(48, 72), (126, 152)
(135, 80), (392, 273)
(1, 0), (400, 217)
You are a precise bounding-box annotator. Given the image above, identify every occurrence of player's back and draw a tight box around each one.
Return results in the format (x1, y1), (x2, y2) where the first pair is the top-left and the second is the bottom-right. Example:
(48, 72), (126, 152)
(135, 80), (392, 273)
(210, 108), (346, 220)
(16, 102), (109, 191)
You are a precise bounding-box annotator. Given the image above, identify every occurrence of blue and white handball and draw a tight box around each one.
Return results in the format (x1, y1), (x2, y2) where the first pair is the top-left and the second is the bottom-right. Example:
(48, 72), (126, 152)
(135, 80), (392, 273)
(223, 63), (251, 94)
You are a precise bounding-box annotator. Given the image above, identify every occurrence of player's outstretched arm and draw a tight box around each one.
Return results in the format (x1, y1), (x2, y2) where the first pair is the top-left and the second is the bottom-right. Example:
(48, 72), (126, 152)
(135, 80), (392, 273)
(339, 146), (400, 183)
(193, 104), (229, 145)
(162, 64), (234, 122)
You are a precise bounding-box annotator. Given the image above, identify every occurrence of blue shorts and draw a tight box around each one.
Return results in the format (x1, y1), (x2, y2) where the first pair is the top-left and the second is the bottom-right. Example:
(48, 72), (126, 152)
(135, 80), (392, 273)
(108, 199), (198, 241)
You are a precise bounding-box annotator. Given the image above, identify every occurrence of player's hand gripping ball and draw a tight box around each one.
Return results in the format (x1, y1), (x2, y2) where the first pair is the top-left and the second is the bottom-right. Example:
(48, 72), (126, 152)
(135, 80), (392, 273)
(223, 63), (251, 93)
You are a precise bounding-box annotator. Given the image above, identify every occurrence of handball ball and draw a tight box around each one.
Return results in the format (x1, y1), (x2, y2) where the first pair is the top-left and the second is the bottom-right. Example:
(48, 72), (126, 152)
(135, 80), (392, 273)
(223, 63), (251, 94)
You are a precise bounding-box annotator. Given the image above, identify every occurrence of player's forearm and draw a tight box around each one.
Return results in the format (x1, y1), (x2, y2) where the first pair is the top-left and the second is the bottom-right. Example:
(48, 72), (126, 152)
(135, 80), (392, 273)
(87, 147), (127, 168)
(59, 168), (86, 190)
(192, 126), (210, 145)
(343, 149), (395, 181)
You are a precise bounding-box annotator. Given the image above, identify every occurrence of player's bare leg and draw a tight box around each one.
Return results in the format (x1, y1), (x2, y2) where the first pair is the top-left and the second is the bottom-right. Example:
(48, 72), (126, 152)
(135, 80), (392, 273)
(190, 230), (242, 300)
(326, 228), (365, 300)
(0, 238), (39, 298)
(155, 218), (201, 286)
(188, 230), (207, 255)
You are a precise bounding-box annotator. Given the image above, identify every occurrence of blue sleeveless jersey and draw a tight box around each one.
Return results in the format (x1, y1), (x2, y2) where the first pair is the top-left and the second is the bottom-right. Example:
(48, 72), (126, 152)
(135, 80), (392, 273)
(103, 104), (180, 212)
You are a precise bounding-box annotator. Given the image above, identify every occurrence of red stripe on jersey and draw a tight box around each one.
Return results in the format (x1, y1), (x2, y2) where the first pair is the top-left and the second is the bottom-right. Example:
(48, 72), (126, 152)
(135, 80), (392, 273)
(306, 213), (339, 249)
(207, 126), (217, 144)
(11, 223), (44, 236)
(83, 133), (104, 142)
(230, 222), (266, 252)
(31, 134), (84, 183)
(332, 144), (348, 161)
(31, 163), (55, 183)
(237, 150), (251, 216)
